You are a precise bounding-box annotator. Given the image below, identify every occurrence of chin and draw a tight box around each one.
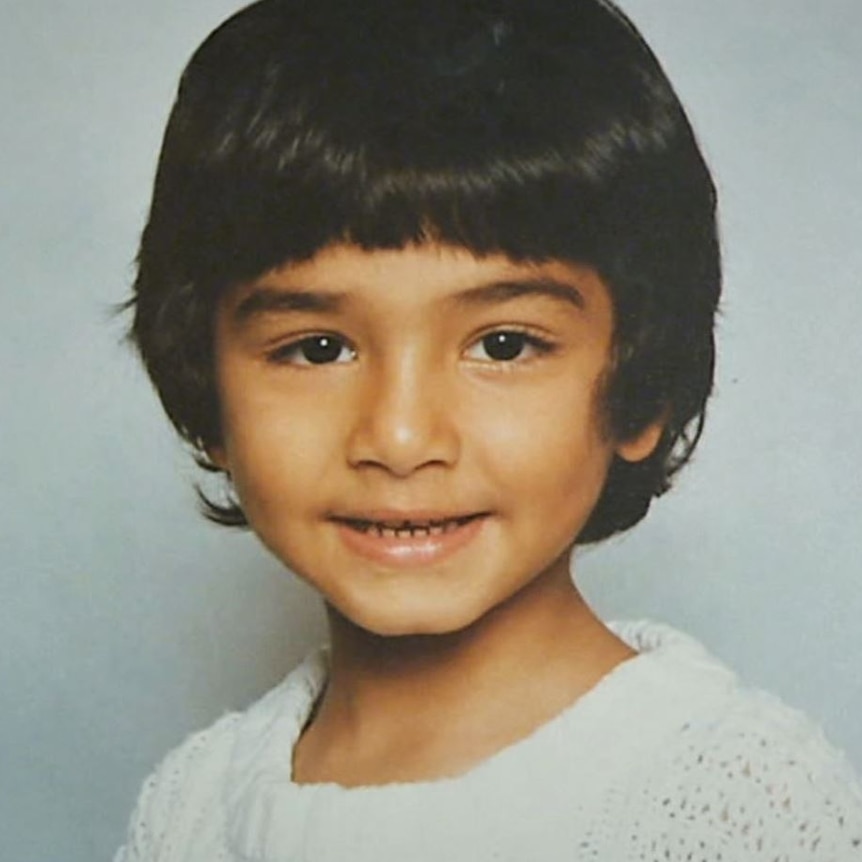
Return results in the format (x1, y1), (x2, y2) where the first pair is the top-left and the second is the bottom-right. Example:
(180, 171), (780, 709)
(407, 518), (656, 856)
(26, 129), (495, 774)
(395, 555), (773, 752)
(334, 595), (490, 640)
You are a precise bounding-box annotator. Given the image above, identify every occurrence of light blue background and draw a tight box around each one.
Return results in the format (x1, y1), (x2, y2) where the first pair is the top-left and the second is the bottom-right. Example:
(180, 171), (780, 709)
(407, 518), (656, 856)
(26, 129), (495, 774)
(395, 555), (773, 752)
(2, 3), (860, 860)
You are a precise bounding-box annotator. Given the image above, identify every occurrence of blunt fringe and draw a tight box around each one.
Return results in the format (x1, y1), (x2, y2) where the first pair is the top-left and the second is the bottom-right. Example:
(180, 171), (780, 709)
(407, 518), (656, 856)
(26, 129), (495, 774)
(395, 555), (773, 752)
(130, 0), (721, 544)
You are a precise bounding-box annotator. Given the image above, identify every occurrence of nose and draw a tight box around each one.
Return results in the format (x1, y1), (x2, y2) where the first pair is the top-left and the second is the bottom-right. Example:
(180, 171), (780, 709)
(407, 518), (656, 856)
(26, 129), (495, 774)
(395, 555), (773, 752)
(345, 355), (460, 477)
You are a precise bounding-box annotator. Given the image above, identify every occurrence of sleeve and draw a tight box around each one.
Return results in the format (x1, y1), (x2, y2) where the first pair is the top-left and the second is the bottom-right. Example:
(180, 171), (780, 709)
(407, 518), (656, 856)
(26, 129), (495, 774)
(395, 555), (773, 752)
(113, 714), (239, 862)
(625, 692), (862, 861)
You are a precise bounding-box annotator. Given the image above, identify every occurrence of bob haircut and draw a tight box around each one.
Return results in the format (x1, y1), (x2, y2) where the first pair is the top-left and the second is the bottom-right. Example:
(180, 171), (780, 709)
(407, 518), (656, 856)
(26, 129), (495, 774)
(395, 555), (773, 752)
(131, 0), (721, 544)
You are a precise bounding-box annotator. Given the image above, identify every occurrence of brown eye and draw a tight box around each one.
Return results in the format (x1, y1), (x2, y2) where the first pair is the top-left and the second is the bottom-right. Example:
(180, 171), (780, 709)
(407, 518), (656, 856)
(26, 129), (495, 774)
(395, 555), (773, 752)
(467, 330), (554, 363)
(481, 332), (528, 361)
(271, 334), (355, 365)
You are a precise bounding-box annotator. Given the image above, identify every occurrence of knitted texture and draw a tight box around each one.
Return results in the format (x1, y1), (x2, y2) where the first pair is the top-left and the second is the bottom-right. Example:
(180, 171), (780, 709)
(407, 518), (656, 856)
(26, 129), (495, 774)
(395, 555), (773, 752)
(115, 621), (862, 861)
(623, 690), (862, 860)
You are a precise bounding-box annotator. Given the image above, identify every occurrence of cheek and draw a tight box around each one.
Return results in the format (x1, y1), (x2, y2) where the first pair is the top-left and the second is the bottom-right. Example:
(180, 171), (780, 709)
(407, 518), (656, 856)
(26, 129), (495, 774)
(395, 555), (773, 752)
(472, 380), (613, 510)
(219, 384), (330, 510)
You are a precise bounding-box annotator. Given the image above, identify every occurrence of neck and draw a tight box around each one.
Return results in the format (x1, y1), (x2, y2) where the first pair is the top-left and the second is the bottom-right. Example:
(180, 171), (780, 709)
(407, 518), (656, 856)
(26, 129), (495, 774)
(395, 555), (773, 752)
(326, 561), (608, 704)
(293, 556), (635, 785)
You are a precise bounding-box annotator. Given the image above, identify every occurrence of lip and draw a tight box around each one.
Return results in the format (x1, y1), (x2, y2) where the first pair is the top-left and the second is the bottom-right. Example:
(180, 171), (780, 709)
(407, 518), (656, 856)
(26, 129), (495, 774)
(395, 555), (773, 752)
(330, 511), (488, 569)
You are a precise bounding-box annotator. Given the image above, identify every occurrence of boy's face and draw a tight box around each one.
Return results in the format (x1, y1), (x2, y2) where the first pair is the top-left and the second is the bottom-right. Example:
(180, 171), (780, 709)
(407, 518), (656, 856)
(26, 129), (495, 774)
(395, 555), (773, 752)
(211, 243), (658, 636)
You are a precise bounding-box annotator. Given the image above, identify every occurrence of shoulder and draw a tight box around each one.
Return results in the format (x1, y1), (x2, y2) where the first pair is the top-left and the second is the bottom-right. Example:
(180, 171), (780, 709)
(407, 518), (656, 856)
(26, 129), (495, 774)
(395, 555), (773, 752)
(613, 621), (862, 859)
(114, 649), (327, 862)
(113, 711), (241, 862)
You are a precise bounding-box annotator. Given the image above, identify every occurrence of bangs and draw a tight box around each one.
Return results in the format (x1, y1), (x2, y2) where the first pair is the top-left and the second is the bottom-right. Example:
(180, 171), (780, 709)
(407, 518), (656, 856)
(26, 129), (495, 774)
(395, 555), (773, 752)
(170, 142), (609, 285)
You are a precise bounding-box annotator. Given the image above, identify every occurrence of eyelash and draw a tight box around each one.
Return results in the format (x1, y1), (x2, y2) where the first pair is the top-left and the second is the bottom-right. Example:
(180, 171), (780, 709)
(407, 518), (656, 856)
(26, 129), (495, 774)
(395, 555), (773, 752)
(265, 329), (556, 367)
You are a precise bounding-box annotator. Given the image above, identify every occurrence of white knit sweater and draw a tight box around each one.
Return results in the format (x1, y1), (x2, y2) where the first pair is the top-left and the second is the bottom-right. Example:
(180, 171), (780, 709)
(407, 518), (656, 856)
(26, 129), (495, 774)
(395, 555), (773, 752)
(115, 621), (862, 861)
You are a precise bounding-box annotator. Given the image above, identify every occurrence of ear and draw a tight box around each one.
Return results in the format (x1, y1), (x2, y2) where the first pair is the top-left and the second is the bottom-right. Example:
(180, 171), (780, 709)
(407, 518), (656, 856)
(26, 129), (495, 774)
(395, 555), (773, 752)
(614, 420), (664, 464)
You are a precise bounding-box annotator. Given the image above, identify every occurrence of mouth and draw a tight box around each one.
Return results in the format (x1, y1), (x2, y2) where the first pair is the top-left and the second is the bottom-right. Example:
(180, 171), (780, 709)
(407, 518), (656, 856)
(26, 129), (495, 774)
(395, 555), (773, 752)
(330, 511), (488, 567)
(334, 514), (483, 538)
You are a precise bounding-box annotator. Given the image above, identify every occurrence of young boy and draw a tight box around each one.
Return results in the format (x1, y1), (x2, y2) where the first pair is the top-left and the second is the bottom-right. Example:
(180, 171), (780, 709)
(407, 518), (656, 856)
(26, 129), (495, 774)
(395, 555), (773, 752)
(117, 0), (862, 859)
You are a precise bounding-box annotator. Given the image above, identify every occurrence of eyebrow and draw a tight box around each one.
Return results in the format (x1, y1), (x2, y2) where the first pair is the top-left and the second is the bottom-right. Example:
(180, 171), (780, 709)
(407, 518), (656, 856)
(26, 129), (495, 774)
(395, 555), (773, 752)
(232, 286), (347, 324)
(231, 274), (586, 325)
(452, 277), (585, 310)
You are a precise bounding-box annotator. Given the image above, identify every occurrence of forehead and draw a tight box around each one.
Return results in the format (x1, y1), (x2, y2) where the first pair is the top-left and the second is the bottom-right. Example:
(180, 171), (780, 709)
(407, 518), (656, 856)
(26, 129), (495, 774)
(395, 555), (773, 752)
(224, 242), (613, 325)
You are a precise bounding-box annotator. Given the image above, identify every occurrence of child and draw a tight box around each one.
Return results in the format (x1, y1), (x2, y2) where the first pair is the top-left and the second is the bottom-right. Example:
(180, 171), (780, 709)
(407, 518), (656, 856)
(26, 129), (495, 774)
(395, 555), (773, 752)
(117, 0), (862, 858)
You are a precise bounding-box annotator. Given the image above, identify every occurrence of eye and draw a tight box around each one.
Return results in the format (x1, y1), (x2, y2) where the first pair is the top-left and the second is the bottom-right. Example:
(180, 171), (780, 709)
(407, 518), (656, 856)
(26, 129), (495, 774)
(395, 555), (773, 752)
(270, 334), (356, 366)
(466, 330), (554, 363)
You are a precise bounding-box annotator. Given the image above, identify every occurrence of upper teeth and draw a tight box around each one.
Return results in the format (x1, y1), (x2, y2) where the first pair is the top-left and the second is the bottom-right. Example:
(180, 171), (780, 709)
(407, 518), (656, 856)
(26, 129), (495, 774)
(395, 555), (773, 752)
(350, 517), (469, 537)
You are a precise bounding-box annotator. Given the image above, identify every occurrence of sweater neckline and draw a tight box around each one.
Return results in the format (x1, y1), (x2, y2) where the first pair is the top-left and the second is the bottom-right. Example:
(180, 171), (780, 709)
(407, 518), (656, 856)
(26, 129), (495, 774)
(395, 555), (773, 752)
(223, 619), (735, 860)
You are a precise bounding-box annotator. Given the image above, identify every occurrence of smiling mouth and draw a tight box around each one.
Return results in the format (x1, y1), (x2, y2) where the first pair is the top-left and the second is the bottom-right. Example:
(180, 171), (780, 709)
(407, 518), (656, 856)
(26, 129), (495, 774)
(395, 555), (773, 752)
(334, 514), (483, 539)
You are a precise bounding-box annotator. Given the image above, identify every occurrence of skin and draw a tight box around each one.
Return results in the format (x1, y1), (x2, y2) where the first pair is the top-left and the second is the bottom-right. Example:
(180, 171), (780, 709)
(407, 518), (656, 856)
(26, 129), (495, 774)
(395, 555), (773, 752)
(211, 242), (661, 786)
